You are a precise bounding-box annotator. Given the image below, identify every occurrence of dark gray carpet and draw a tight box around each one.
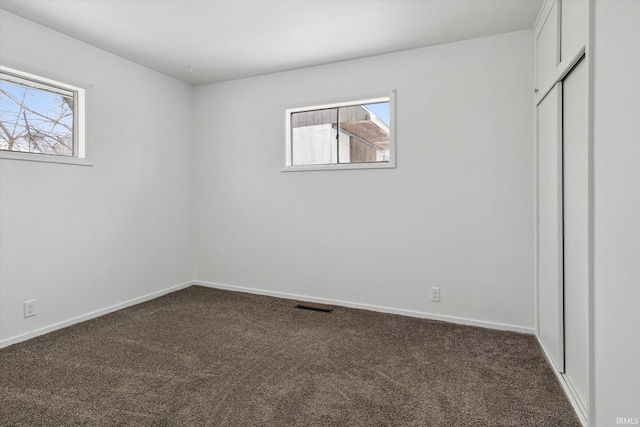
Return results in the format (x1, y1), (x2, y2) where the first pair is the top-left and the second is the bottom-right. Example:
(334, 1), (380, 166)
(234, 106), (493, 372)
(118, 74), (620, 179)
(0, 286), (580, 426)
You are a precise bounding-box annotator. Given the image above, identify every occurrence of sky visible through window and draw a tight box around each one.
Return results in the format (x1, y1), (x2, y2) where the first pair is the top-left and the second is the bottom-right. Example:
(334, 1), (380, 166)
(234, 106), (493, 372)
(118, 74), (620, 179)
(363, 102), (389, 126)
(0, 79), (74, 156)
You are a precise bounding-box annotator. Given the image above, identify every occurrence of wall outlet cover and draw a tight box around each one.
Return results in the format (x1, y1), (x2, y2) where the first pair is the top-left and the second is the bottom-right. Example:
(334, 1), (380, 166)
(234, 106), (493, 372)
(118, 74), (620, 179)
(430, 287), (440, 302)
(24, 300), (37, 317)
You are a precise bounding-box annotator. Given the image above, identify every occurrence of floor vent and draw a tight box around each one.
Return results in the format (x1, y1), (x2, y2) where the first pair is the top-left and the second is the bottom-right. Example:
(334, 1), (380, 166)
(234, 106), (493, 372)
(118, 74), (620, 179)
(295, 304), (333, 313)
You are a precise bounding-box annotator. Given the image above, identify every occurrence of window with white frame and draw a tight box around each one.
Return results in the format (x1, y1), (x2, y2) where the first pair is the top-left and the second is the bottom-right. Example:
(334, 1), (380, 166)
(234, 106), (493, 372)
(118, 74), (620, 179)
(0, 66), (87, 164)
(284, 92), (395, 171)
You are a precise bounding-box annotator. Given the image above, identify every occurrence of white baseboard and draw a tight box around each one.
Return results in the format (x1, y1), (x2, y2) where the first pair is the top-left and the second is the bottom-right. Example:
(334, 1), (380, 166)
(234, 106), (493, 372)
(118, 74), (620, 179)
(0, 280), (195, 349)
(195, 280), (536, 335)
(0, 279), (536, 349)
(536, 336), (588, 427)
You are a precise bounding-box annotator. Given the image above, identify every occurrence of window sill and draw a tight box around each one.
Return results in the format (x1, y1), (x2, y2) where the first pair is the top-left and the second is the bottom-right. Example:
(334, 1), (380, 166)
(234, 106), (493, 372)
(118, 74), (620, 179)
(0, 151), (93, 166)
(282, 161), (395, 172)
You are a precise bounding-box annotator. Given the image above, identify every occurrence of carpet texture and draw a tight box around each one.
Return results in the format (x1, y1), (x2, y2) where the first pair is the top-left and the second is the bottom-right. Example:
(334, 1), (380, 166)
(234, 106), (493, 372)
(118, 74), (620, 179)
(0, 286), (580, 426)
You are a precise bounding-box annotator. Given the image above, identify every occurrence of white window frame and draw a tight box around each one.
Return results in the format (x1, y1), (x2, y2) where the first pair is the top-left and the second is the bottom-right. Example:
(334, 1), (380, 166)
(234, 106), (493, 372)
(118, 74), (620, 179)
(283, 90), (396, 172)
(0, 65), (90, 166)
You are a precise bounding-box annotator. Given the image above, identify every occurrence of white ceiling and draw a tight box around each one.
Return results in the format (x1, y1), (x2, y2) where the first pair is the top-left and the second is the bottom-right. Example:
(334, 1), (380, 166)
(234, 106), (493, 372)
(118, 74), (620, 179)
(0, 0), (543, 86)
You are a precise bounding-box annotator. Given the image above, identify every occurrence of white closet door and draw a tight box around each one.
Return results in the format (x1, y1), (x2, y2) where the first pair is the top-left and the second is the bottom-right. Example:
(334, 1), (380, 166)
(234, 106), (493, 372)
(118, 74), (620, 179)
(561, 0), (588, 62)
(537, 83), (564, 372)
(536, 1), (559, 94)
(563, 58), (589, 409)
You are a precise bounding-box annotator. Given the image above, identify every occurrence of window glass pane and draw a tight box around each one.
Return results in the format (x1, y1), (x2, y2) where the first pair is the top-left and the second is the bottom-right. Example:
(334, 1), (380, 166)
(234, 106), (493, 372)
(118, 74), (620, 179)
(338, 102), (389, 164)
(291, 108), (338, 166)
(285, 95), (394, 170)
(0, 78), (74, 157)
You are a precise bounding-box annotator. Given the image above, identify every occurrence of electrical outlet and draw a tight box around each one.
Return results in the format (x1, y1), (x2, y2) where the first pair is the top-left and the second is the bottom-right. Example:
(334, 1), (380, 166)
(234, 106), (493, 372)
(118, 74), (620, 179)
(430, 287), (440, 302)
(24, 300), (37, 317)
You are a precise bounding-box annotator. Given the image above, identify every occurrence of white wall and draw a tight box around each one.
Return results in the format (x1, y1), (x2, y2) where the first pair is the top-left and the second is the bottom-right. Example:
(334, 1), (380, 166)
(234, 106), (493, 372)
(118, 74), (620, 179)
(0, 11), (195, 345)
(592, 1), (640, 424)
(5, 5), (638, 422)
(193, 30), (535, 332)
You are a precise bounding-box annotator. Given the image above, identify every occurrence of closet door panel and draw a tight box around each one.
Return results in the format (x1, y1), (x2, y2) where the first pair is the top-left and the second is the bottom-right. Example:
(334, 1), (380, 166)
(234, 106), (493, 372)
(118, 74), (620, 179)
(537, 83), (564, 372)
(563, 59), (589, 409)
(536, 1), (559, 94)
(561, 0), (588, 61)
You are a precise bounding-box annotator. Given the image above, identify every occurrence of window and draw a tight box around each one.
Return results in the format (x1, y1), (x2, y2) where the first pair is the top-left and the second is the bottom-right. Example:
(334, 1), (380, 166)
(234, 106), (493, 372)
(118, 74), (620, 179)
(284, 91), (395, 171)
(0, 66), (88, 165)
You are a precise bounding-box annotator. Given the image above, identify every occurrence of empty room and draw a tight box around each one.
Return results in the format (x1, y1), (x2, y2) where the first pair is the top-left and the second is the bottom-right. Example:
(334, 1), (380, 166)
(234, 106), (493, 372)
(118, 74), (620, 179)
(0, 0), (638, 425)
